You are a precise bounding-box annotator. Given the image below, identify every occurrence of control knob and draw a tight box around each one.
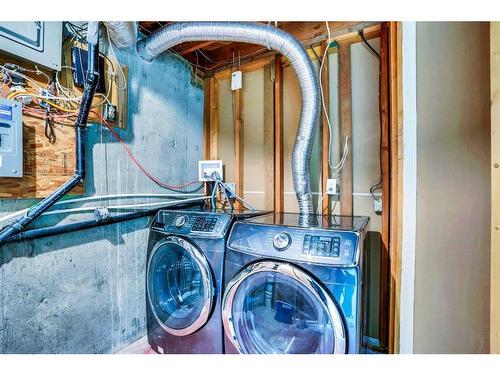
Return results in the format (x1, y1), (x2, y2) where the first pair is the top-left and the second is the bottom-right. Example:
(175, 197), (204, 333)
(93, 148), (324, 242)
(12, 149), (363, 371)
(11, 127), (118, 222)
(174, 215), (187, 228)
(273, 232), (291, 251)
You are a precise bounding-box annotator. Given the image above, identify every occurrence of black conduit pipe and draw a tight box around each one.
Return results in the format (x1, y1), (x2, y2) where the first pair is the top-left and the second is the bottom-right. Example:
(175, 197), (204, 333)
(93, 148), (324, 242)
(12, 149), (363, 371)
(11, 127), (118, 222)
(2, 200), (204, 244)
(0, 27), (101, 247)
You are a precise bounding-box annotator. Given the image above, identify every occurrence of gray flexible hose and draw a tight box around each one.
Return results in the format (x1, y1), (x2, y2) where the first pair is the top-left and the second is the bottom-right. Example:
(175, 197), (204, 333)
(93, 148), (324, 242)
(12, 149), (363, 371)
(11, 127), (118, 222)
(136, 22), (320, 225)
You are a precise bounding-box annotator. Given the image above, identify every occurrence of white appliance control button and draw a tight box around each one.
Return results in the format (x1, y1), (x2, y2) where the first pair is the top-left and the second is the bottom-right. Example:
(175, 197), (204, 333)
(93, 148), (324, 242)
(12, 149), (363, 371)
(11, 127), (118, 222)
(174, 215), (187, 228)
(273, 233), (292, 251)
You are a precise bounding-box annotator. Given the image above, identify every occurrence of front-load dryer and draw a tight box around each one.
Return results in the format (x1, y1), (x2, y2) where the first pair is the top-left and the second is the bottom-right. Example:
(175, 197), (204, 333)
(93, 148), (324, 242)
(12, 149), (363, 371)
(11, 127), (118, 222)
(222, 213), (369, 354)
(146, 208), (269, 354)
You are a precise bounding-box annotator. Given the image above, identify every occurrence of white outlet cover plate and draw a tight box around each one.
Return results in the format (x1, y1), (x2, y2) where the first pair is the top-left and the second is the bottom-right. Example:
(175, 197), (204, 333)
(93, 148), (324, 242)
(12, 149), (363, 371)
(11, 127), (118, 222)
(198, 160), (224, 181)
(326, 178), (337, 194)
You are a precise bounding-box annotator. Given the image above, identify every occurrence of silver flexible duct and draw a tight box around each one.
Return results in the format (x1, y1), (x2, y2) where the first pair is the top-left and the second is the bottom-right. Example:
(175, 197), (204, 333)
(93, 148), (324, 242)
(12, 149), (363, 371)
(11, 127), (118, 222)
(137, 22), (320, 224)
(103, 22), (137, 48)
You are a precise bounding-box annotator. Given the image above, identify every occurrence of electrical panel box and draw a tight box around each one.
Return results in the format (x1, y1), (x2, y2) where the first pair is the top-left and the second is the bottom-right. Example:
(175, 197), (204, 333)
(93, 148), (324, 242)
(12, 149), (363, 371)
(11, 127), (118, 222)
(0, 98), (23, 177)
(0, 22), (62, 71)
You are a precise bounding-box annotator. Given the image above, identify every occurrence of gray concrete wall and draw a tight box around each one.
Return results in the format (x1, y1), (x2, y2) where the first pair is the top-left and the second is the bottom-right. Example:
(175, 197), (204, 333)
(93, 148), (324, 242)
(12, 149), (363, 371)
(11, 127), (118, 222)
(414, 22), (490, 353)
(0, 34), (204, 353)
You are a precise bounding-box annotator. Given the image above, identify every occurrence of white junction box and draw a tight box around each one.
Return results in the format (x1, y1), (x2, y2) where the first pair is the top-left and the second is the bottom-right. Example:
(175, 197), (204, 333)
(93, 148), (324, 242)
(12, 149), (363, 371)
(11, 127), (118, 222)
(198, 160), (224, 181)
(326, 178), (337, 195)
(231, 71), (242, 90)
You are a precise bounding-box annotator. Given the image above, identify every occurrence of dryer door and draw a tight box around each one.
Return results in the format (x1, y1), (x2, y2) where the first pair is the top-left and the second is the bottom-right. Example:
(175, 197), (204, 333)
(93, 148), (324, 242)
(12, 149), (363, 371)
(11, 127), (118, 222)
(222, 261), (346, 354)
(147, 236), (215, 336)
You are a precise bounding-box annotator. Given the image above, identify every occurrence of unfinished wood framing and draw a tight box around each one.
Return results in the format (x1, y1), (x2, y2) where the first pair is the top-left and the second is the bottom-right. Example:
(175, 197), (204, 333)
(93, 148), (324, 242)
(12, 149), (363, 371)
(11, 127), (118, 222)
(263, 64), (276, 211)
(209, 77), (220, 160)
(274, 56), (284, 213)
(338, 41), (353, 217)
(491, 22), (500, 354)
(379, 22), (391, 350)
(388, 21), (403, 354)
(320, 40), (331, 216)
(214, 56), (275, 80)
(203, 79), (212, 159)
(202, 23), (400, 352)
(233, 85), (244, 209)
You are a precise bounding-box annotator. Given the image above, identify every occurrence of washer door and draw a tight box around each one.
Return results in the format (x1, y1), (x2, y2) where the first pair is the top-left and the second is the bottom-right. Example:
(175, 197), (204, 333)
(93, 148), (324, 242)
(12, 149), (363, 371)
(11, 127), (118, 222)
(222, 261), (346, 354)
(147, 236), (215, 336)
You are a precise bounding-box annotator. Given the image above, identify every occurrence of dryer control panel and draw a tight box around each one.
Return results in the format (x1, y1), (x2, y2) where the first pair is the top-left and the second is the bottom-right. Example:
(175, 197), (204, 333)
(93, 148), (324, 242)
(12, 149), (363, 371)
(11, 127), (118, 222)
(150, 210), (231, 239)
(227, 222), (361, 267)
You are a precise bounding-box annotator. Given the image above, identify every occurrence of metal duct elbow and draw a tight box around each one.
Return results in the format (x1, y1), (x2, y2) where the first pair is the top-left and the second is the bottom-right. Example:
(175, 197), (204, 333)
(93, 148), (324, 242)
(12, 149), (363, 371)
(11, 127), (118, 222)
(137, 22), (320, 224)
(103, 21), (137, 48)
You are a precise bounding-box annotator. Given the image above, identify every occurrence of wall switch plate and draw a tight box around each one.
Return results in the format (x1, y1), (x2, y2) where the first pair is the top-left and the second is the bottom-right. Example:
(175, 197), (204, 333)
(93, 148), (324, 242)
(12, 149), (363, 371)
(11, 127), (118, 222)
(225, 182), (236, 198)
(326, 178), (337, 195)
(198, 160), (224, 181)
(231, 71), (242, 90)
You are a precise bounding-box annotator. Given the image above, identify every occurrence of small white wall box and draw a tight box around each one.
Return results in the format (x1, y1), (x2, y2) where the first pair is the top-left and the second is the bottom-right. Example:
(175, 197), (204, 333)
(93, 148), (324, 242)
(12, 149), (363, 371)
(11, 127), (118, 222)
(0, 22), (63, 71)
(326, 178), (337, 195)
(0, 98), (23, 177)
(198, 160), (224, 181)
(231, 71), (242, 90)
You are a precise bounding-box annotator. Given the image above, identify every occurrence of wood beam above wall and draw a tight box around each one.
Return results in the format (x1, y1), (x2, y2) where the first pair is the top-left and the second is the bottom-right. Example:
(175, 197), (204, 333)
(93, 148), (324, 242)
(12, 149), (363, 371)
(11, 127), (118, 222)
(177, 41), (218, 56)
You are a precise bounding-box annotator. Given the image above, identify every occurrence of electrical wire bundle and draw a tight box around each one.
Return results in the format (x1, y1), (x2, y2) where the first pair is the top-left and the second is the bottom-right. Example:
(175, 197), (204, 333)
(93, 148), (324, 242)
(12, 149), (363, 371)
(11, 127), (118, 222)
(203, 173), (256, 212)
(0, 22), (203, 194)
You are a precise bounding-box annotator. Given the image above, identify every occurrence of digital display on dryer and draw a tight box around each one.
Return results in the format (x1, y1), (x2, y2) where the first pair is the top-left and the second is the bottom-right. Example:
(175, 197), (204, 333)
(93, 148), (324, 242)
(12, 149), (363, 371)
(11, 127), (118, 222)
(302, 235), (341, 257)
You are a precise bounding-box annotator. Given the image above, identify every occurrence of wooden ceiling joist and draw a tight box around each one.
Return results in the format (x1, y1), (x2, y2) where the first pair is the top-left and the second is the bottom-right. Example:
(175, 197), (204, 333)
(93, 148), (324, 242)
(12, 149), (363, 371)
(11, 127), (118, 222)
(175, 41), (218, 56)
(137, 21), (382, 74)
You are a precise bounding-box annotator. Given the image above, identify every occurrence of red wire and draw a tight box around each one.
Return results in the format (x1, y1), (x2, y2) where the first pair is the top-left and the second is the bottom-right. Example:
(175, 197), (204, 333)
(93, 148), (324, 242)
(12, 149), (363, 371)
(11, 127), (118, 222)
(90, 110), (200, 190)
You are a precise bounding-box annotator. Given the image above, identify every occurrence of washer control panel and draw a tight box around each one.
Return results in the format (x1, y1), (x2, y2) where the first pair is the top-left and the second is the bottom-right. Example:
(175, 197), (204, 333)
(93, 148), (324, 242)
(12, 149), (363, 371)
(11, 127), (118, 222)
(151, 210), (231, 238)
(228, 222), (361, 266)
(302, 235), (341, 257)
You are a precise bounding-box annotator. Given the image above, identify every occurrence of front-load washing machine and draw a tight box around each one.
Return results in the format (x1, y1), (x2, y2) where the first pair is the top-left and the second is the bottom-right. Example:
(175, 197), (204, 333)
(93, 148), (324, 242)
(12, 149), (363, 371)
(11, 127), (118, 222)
(146, 207), (269, 354)
(222, 213), (369, 354)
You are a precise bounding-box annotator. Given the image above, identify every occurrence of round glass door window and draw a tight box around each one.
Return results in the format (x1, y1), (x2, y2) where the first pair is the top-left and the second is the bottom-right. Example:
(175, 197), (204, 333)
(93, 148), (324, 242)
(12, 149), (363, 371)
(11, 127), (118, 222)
(222, 261), (346, 354)
(147, 236), (215, 336)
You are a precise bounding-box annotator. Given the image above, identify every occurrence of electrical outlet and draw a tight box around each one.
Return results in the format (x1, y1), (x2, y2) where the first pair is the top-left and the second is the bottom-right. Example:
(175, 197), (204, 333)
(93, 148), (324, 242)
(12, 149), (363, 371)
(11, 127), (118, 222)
(326, 178), (337, 195)
(198, 160), (224, 181)
(373, 197), (383, 215)
(103, 103), (117, 122)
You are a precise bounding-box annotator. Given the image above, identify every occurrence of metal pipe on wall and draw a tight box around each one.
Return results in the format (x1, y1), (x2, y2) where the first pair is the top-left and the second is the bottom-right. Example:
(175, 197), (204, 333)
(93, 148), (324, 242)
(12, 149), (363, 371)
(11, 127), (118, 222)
(0, 22), (101, 246)
(136, 22), (321, 225)
(2, 198), (205, 244)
